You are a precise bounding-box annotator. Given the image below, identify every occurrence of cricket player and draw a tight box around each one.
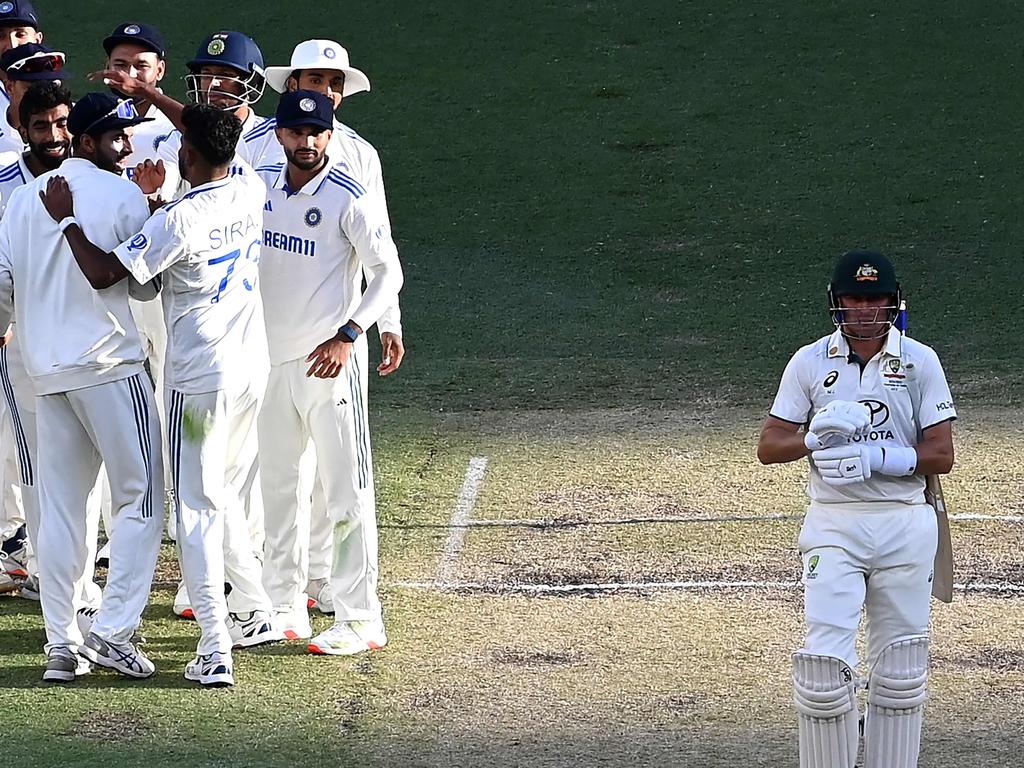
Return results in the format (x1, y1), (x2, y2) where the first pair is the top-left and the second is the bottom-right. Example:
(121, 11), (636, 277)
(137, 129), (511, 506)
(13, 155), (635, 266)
(43, 103), (281, 687)
(0, 43), (64, 152)
(257, 91), (402, 653)
(260, 40), (406, 613)
(757, 251), (956, 768)
(0, 92), (163, 683)
(0, 82), (107, 615)
(0, 0), (42, 155)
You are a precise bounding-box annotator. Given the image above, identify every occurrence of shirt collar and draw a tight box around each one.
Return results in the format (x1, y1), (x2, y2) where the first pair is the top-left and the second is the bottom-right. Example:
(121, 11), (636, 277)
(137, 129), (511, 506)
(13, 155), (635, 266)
(273, 156), (334, 197)
(827, 326), (904, 361)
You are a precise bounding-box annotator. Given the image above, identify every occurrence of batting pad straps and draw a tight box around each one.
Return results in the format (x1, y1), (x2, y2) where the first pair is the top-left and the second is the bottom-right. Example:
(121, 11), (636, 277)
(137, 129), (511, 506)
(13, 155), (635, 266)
(863, 636), (929, 768)
(792, 652), (859, 768)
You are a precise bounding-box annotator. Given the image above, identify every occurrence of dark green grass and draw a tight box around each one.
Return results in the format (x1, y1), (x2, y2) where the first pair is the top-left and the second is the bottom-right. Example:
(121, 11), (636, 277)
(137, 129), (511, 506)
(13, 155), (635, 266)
(47, 0), (1021, 411)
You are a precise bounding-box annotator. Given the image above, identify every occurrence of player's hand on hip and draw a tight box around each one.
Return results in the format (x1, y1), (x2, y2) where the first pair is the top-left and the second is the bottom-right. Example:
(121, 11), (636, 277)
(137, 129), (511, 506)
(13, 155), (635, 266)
(38, 176), (74, 222)
(132, 159), (166, 197)
(812, 445), (883, 485)
(306, 336), (352, 379)
(377, 332), (405, 376)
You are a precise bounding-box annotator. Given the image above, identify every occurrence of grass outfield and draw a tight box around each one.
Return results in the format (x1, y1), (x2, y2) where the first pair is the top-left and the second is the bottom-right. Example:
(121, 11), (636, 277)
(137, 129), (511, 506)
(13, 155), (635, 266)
(3, 1), (1023, 766)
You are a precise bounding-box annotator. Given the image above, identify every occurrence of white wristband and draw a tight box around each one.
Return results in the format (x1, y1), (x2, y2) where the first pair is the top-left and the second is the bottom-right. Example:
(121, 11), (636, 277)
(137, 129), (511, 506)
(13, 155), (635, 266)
(880, 446), (917, 476)
(58, 216), (78, 233)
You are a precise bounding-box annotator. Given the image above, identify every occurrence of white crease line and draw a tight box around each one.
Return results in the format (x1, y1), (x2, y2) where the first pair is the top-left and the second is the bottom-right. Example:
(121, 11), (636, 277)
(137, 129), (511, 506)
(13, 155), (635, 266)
(458, 512), (1024, 528)
(392, 579), (1024, 595)
(436, 456), (488, 585)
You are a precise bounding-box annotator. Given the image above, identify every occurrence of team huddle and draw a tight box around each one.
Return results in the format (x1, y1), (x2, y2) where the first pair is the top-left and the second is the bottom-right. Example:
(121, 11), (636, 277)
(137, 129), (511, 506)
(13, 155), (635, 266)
(0, 0), (404, 688)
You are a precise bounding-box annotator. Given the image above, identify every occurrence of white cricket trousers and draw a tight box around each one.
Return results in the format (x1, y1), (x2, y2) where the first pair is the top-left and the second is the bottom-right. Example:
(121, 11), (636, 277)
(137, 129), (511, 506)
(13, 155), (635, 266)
(1, 338), (104, 609)
(167, 376), (273, 656)
(798, 502), (938, 668)
(260, 335), (381, 621)
(35, 373), (163, 651)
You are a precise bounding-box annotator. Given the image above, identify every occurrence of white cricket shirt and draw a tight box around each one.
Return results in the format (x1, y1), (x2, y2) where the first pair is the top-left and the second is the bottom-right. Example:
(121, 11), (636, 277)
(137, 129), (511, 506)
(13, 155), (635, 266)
(770, 327), (956, 506)
(257, 158), (403, 366)
(0, 152), (30, 219)
(0, 158), (152, 394)
(125, 100), (180, 201)
(0, 84), (22, 155)
(113, 168), (269, 394)
(247, 117), (403, 336)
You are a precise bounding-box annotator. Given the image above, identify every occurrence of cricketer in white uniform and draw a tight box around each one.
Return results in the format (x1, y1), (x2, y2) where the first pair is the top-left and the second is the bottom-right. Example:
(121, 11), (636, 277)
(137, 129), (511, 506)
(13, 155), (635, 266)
(758, 251), (956, 768)
(0, 93), (164, 683)
(257, 40), (406, 613)
(0, 83), (109, 613)
(48, 103), (281, 688)
(0, 0), (42, 155)
(257, 91), (402, 654)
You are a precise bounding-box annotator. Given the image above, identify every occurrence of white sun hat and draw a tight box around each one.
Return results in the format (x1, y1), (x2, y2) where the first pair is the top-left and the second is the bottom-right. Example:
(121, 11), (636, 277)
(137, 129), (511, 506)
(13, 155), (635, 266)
(264, 39), (371, 97)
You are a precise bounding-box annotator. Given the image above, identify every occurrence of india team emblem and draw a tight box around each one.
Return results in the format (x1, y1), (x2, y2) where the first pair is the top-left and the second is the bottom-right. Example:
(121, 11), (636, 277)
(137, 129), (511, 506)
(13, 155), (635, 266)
(124, 24), (141, 35)
(0, 2), (14, 14)
(304, 207), (323, 227)
(299, 98), (317, 113)
(207, 38), (226, 56)
(323, 47), (337, 59)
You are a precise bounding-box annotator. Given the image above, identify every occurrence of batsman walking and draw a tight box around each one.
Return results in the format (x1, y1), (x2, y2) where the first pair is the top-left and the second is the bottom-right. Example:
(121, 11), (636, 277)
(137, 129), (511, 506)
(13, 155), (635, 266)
(757, 250), (956, 768)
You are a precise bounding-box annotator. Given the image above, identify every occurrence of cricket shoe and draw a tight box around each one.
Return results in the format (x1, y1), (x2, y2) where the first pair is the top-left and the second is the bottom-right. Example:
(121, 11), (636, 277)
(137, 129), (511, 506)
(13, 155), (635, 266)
(184, 651), (234, 687)
(0, 568), (22, 594)
(76, 607), (145, 646)
(79, 632), (155, 679)
(42, 645), (91, 683)
(308, 619), (387, 656)
(227, 610), (284, 648)
(305, 578), (335, 614)
(274, 608), (313, 641)
(173, 580), (194, 619)
(0, 542), (29, 581)
(18, 572), (39, 601)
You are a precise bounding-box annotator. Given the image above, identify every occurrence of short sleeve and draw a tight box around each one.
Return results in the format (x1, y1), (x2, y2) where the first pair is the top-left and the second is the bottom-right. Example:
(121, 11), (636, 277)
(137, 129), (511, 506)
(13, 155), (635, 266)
(113, 208), (186, 285)
(916, 348), (956, 429)
(769, 350), (813, 425)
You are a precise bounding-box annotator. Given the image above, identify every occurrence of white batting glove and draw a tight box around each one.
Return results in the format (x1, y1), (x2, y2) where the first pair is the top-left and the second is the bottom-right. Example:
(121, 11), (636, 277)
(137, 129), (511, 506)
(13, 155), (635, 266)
(812, 445), (884, 486)
(805, 401), (872, 451)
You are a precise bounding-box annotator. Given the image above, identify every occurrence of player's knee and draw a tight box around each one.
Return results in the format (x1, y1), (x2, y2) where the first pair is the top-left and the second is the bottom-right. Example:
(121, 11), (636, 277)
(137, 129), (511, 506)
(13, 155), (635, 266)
(792, 651), (857, 719)
(867, 636), (928, 713)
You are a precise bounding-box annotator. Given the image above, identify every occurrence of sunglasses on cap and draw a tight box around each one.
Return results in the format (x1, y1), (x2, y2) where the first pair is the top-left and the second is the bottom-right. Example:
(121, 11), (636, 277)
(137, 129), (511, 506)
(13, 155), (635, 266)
(80, 99), (140, 135)
(6, 50), (64, 75)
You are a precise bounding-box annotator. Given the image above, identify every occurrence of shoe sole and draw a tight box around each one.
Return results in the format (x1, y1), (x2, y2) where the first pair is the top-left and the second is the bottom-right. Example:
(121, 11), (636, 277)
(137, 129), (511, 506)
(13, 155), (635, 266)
(282, 628), (313, 641)
(307, 639), (386, 656)
(79, 644), (155, 679)
(184, 669), (234, 687)
(231, 630), (285, 649)
(42, 669), (76, 682)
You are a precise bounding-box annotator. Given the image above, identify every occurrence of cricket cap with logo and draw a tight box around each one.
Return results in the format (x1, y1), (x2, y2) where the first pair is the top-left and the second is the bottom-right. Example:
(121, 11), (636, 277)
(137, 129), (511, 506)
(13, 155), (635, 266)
(67, 92), (153, 137)
(103, 22), (167, 60)
(1, 43), (63, 81)
(276, 89), (334, 131)
(0, 0), (39, 29)
(264, 39), (370, 98)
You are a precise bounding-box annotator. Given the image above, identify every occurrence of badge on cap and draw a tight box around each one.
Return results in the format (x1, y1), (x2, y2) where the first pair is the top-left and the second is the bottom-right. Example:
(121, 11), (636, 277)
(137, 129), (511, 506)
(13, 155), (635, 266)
(207, 38), (225, 56)
(855, 264), (879, 282)
(323, 47), (337, 60)
(299, 97), (317, 112)
(0, 2), (15, 13)
(124, 24), (141, 35)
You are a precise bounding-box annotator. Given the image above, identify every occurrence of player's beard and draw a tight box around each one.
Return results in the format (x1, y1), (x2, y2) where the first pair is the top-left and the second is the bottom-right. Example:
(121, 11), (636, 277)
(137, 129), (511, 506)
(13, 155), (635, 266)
(94, 144), (131, 175)
(284, 145), (325, 172)
(28, 139), (70, 171)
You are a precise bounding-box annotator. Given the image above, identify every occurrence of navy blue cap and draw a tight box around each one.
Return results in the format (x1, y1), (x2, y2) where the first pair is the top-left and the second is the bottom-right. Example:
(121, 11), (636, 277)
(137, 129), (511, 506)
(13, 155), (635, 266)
(1, 43), (64, 81)
(0, 0), (39, 29)
(68, 92), (153, 137)
(275, 90), (333, 131)
(103, 22), (166, 60)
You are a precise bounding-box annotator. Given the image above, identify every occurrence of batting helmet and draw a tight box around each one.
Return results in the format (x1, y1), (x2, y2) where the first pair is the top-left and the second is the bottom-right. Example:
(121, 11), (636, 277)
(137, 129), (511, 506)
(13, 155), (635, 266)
(827, 250), (902, 339)
(185, 31), (265, 108)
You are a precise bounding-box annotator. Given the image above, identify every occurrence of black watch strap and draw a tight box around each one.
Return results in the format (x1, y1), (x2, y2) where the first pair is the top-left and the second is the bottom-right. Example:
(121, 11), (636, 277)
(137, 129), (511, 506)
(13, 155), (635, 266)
(337, 323), (360, 343)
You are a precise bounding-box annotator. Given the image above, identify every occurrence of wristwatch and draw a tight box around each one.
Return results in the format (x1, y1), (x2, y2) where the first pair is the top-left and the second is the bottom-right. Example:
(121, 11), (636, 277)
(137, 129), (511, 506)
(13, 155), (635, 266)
(337, 322), (361, 343)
